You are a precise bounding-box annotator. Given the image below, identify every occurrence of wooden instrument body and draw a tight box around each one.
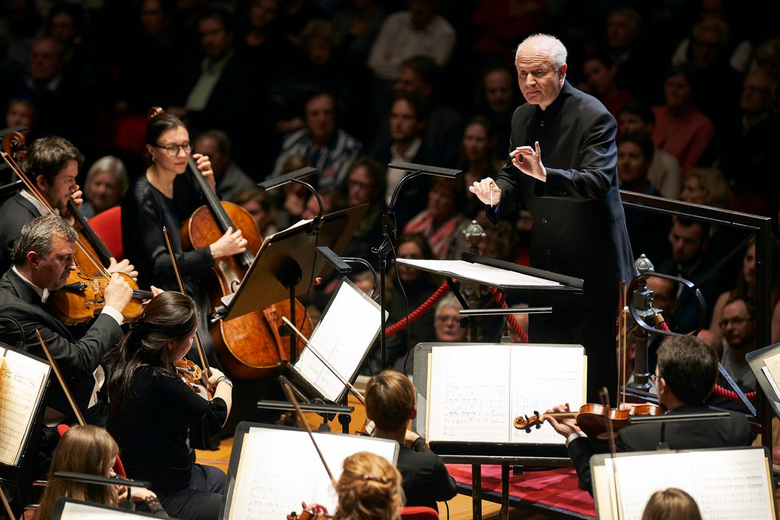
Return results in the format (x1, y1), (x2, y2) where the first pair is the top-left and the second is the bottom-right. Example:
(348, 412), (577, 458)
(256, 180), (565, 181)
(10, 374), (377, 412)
(180, 201), (312, 379)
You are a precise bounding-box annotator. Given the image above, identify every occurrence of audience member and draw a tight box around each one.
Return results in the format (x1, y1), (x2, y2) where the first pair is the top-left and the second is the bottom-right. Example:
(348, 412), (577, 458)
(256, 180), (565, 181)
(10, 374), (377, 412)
(4, 96), (35, 137)
(617, 133), (671, 263)
(0, 0), (43, 65)
(714, 297), (758, 393)
(193, 129), (255, 201)
(81, 156), (129, 218)
(433, 293), (467, 343)
(474, 65), (519, 159)
(36, 426), (165, 520)
(242, 0), (296, 90)
(402, 177), (469, 260)
(580, 53), (632, 118)
(641, 488), (702, 520)
(273, 155), (317, 230)
(679, 167), (731, 209)
(603, 6), (658, 102)
(271, 91), (362, 189)
(235, 188), (278, 237)
(752, 38), (780, 84)
(617, 101), (682, 199)
(471, 0), (549, 65)
(364, 370), (457, 511)
(341, 156), (386, 268)
(548, 335), (754, 494)
(370, 93), (433, 230)
(460, 117), (502, 219)
(331, 0), (386, 64)
(368, 0), (455, 83)
(651, 66), (714, 174)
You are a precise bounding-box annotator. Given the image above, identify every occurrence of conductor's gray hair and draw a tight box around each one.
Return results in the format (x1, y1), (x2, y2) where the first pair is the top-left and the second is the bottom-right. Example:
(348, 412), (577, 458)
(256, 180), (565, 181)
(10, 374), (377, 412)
(12, 215), (76, 266)
(515, 34), (568, 71)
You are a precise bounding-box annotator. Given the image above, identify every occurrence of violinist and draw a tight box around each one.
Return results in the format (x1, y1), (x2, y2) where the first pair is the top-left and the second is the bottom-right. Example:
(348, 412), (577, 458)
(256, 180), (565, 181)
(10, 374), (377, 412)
(0, 135), (137, 277)
(121, 112), (247, 365)
(546, 335), (755, 494)
(106, 291), (232, 520)
(0, 215), (133, 518)
(364, 371), (456, 511)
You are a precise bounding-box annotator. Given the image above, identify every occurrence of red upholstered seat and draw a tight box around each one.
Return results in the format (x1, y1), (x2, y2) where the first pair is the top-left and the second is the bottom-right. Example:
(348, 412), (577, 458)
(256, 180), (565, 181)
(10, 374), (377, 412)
(88, 206), (123, 260)
(400, 506), (439, 520)
(56, 424), (126, 477)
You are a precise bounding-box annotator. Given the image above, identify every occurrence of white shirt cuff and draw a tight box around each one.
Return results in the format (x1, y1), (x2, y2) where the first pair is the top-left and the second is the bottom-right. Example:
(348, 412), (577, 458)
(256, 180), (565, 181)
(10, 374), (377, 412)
(566, 431), (586, 447)
(102, 305), (124, 326)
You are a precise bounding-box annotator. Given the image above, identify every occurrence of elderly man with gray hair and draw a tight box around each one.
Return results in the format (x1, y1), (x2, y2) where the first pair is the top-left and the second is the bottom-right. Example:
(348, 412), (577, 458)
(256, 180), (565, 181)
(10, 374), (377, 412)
(470, 34), (635, 402)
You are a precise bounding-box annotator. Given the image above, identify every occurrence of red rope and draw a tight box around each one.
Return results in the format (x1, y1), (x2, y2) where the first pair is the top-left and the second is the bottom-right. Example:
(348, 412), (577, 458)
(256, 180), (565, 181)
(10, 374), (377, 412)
(384, 282), (451, 337)
(655, 320), (757, 402)
(489, 287), (529, 343)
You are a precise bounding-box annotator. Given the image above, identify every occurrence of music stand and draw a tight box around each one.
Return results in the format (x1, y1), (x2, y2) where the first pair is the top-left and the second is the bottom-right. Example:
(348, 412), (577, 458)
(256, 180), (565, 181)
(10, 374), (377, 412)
(214, 205), (367, 362)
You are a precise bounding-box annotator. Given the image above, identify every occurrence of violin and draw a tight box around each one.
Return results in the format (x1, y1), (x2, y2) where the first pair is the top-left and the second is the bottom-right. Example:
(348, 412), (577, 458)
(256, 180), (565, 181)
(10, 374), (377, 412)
(514, 402), (664, 439)
(287, 510), (330, 520)
(1, 132), (151, 325)
(175, 359), (212, 400)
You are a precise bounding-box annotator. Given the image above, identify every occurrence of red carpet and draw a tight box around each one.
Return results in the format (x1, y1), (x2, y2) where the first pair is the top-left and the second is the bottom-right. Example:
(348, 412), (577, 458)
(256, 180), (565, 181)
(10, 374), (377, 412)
(446, 464), (596, 518)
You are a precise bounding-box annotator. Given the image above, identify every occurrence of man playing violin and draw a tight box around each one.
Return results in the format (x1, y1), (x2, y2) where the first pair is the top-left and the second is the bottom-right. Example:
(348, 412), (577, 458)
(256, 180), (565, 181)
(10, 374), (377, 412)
(365, 370), (457, 511)
(547, 335), (755, 494)
(0, 215), (134, 517)
(0, 135), (137, 279)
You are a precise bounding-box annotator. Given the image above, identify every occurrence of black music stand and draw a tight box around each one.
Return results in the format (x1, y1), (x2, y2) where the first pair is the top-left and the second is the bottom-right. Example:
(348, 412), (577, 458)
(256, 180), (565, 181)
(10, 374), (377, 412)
(213, 205), (367, 363)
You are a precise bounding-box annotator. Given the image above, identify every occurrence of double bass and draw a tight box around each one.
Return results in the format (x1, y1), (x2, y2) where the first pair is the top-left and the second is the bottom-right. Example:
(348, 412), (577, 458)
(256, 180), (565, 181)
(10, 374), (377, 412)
(146, 108), (313, 378)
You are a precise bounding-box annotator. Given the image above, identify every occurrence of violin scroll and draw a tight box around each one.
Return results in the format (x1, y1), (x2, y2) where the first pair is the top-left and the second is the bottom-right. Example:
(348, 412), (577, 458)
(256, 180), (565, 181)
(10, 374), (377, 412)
(513, 411), (543, 432)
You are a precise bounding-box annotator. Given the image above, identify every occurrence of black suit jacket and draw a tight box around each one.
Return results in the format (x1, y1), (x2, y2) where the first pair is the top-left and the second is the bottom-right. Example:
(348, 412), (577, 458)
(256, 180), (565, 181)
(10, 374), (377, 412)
(491, 81), (635, 304)
(397, 444), (457, 511)
(568, 404), (755, 495)
(0, 192), (39, 273)
(0, 269), (124, 421)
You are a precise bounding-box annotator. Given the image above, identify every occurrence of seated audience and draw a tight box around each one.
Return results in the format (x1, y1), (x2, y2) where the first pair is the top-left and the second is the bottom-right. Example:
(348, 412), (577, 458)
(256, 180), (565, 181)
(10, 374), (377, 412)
(547, 335), (755, 494)
(36, 425), (165, 519)
(474, 65), (519, 160)
(433, 293), (467, 343)
(365, 370), (457, 511)
(332, 0), (387, 65)
(641, 488), (702, 520)
(341, 156), (386, 268)
(679, 167), (732, 209)
(4, 96), (36, 137)
(193, 129), (255, 202)
(713, 296), (758, 390)
(617, 101), (682, 199)
(402, 177), (469, 260)
(106, 291), (233, 520)
(81, 156), (129, 219)
(652, 66), (714, 174)
(235, 188), (278, 237)
(460, 116), (502, 219)
(580, 53), (632, 118)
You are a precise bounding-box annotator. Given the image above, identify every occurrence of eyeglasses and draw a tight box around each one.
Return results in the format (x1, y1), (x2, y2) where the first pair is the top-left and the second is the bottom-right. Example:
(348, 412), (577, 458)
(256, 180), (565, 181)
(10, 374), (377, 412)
(154, 142), (192, 156)
(347, 179), (374, 192)
(650, 374), (658, 383)
(719, 317), (749, 328)
(436, 316), (460, 325)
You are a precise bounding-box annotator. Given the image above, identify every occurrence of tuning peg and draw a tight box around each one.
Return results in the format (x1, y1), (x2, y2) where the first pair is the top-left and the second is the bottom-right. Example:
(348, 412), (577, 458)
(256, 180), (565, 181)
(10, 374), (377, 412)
(535, 424), (541, 429)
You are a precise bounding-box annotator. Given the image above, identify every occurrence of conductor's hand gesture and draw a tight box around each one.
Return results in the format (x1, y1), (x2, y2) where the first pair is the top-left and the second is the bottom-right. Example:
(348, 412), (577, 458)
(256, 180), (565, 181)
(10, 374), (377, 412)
(510, 141), (547, 182)
(469, 177), (502, 206)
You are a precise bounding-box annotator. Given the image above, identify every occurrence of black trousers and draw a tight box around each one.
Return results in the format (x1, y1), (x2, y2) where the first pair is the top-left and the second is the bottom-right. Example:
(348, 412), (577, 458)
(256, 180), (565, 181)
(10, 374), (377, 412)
(156, 464), (226, 520)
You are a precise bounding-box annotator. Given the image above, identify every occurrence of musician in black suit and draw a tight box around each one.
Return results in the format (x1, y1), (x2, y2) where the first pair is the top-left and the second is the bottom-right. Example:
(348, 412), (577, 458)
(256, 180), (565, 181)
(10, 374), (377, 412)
(365, 370), (457, 511)
(0, 215), (133, 424)
(470, 34), (635, 402)
(547, 335), (755, 495)
(0, 136), (135, 278)
(0, 215), (133, 518)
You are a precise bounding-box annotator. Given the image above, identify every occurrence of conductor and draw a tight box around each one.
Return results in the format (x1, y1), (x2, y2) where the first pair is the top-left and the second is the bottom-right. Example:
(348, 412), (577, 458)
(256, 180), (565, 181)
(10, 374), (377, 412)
(470, 34), (635, 402)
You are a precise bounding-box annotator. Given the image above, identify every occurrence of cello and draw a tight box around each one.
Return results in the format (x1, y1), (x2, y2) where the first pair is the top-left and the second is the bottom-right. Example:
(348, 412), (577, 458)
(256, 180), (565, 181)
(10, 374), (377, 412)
(1, 133), (150, 324)
(146, 108), (313, 378)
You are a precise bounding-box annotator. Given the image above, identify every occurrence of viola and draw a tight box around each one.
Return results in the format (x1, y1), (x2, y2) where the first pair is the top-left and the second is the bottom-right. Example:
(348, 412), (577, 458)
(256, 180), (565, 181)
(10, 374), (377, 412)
(514, 402), (664, 439)
(175, 359), (212, 400)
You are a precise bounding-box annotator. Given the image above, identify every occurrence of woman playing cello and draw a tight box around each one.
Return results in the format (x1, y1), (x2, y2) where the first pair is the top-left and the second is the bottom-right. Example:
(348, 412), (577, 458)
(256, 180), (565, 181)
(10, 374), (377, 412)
(121, 112), (246, 364)
(106, 291), (233, 520)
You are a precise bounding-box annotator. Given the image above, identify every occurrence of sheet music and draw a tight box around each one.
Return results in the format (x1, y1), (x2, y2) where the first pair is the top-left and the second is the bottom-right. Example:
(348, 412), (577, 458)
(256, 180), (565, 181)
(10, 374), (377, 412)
(508, 345), (586, 444)
(427, 344), (585, 443)
(58, 501), (156, 518)
(763, 353), (780, 395)
(293, 280), (382, 402)
(609, 449), (774, 520)
(396, 259), (563, 288)
(228, 427), (397, 520)
(0, 347), (49, 466)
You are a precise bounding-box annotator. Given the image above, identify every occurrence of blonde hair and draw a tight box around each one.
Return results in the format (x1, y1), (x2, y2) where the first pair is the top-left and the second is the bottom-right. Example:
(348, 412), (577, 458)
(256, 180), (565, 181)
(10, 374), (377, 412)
(641, 488), (702, 520)
(333, 452), (404, 520)
(685, 167), (732, 209)
(365, 370), (416, 432)
(36, 426), (120, 520)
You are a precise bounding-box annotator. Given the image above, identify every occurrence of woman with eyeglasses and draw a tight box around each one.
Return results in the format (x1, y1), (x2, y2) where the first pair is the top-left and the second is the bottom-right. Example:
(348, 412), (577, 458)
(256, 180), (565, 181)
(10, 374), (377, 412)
(121, 112), (247, 367)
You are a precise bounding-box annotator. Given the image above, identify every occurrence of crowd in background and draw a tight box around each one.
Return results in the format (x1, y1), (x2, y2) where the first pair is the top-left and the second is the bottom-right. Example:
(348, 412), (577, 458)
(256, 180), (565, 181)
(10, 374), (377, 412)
(2, 0), (780, 379)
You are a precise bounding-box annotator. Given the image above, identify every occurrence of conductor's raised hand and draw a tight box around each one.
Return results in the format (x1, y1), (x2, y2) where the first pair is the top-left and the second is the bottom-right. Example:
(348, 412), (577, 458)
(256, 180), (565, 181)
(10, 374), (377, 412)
(545, 403), (581, 438)
(468, 177), (502, 206)
(510, 141), (547, 182)
(193, 153), (215, 191)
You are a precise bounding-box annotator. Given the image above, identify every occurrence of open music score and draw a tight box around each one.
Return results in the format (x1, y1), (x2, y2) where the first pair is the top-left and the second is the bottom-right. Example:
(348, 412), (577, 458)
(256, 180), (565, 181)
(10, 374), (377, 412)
(0, 344), (50, 467)
(52, 498), (170, 519)
(592, 447), (776, 520)
(426, 344), (586, 444)
(223, 424), (398, 520)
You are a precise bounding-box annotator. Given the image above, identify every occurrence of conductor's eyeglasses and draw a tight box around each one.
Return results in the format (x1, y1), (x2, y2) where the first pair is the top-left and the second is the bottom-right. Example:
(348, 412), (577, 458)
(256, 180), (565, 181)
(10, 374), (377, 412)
(154, 142), (192, 156)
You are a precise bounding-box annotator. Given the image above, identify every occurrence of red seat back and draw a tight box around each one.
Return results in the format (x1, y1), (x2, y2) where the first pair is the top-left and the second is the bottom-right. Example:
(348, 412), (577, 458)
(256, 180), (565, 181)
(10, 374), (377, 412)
(400, 506), (439, 520)
(88, 206), (123, 260)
